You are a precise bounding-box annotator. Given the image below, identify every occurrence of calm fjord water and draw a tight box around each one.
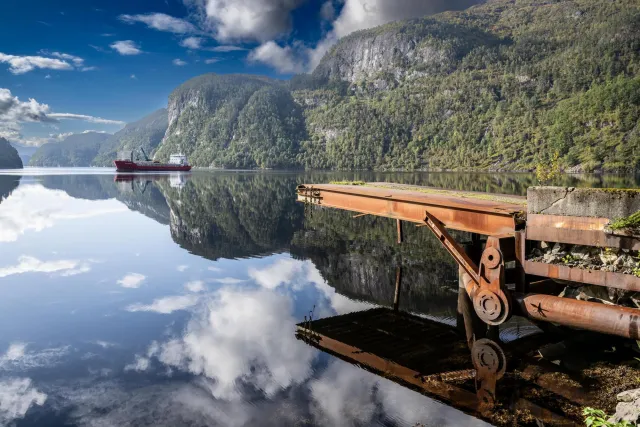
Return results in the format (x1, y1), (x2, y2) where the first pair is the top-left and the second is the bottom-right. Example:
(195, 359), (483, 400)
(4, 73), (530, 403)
(0, 169), (638, 427)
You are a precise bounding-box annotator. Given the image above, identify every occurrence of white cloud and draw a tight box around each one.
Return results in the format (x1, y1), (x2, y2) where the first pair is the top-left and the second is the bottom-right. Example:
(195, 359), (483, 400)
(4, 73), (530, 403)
(117, 273), (146, 289)
(179, 37), (203, 49)
(94, 341), (115, 349)
(0, 378), (47, 425)
(119, 13), (196, 34)
(0, 256), (91, 278)
(208, 45), (246, 52)
(0, 88), (123, 146)
(124, 355), (150, 372)
(176, 265), (189, 272)
(126, 295), (200, 314)
(211, 277), (244, 285)
(0, 185), (128, 242)
(42, 51), (84, 66)
(172, 59), (187, 66)
(110, 40), (142, 56)
(207, 266), (222, 272)
(204, 58), (220, 64)
(80, 66), (97, 72)
(1, 344), (27, 362)
(0, 53), (73, 74)
(130, 74), (137, 79)
(320, 1), (335, 20)
(185, 280), (206, 292)
(146, 287), (314, 399)
(44, 74), (51, 79)
(248, 41), (304, 73)
(0, 88), (53, 124)
(249, 257), (374, 315)
(48, 113), (125, 125)
(193, 0), (303, 42)
(0, 345), (70, 371)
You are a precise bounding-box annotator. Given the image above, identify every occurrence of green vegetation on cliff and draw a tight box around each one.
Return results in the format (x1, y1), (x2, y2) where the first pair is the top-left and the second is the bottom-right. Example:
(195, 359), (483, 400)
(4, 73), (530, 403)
(155, 74), (305, 169)
(29, 132), (110, 167)
(294, 0), (640, 172)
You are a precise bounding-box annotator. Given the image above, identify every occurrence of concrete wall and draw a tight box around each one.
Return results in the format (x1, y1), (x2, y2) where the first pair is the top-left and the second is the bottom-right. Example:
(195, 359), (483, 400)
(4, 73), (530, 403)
(527, 187), (640, 219)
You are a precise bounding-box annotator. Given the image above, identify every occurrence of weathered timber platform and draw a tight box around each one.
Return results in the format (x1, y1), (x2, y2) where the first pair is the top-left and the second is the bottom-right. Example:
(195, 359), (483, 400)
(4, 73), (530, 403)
(297, 307), (596, 426)
(297, 183), (640, 339)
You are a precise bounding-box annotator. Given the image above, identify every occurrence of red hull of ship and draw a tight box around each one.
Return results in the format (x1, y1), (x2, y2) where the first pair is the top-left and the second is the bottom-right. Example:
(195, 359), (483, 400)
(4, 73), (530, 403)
(114, 160), (192, 172)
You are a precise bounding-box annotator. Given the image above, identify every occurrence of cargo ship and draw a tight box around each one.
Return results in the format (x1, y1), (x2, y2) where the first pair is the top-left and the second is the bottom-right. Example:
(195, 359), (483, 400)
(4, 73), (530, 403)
(114, 149), (192, 172)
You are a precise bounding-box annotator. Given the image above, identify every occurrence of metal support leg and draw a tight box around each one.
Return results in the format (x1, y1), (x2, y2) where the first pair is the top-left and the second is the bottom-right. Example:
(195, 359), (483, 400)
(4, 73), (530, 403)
(393, 266), (402, 311)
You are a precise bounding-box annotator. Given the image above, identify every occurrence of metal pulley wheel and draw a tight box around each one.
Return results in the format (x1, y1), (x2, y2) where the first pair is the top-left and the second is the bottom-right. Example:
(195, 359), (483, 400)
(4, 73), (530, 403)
(473, 288), (510, 325)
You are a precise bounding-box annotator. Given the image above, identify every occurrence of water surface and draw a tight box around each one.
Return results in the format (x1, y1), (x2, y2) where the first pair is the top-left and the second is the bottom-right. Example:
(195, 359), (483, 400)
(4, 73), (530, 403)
(0, 169), (638, 427)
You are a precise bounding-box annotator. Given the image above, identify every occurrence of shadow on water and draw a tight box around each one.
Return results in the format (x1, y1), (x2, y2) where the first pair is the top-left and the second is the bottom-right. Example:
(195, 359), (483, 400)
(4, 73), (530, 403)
(32, 170), (640, 426)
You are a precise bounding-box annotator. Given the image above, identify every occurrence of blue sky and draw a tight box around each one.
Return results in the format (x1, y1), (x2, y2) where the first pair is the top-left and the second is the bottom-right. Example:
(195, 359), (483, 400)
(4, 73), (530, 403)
(0, 0), (477, 146)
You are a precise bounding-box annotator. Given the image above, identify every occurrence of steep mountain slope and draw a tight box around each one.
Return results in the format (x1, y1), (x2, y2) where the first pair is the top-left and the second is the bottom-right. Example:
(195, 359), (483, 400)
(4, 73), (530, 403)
(29, 132), (110, 167)
(93, 108), (168, 166)
(155, 74), (305, 169)
(296, 0), (640, 172)
(9, 141), (37, 165)
(0, 137), (23, 169)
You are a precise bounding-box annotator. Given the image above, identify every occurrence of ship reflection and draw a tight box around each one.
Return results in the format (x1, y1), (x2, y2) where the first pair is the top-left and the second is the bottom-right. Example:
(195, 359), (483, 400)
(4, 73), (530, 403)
(296, 269), (620, 427)
(114, 172), (191, 190)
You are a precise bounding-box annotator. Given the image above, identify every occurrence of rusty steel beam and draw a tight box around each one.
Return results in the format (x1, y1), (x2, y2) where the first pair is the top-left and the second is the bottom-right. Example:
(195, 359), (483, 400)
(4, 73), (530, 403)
(424, 211), (481, 285)
(513, 293), (640, 339)
(297, 184), (522, 236)
(525, 260), (640, 292)
(526, 214), (640, 250)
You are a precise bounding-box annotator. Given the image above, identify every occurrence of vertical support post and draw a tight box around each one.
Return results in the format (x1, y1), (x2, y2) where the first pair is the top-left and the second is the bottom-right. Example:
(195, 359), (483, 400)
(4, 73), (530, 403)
(393, 266), (402, 311)
(457, 234), (486, 346)
(514, 230), (527, 293)
(396, 219), (403, 244)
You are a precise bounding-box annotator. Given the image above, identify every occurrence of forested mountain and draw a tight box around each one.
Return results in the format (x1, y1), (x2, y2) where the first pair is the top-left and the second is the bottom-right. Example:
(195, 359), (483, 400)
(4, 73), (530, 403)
(155, 74), (305, 169)
(146, 0), (639, 172)
(294, 0), (640, 172)
(0, 137), (23, 169)
(29, 132), (110, 167)
(20, 0), (640, 171)
(93, 108), (168, 166)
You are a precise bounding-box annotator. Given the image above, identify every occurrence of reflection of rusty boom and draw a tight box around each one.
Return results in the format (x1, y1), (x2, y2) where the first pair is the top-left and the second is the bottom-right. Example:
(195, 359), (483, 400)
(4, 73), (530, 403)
(297, 183), (640, 339)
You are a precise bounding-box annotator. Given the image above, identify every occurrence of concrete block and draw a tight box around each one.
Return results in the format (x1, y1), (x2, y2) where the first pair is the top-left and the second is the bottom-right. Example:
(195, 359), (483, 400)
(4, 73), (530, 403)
(527, 186), (640, 219)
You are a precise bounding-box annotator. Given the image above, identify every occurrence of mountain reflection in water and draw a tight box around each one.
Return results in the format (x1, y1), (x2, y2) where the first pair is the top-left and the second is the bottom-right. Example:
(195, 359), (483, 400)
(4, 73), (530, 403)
(0, 170), (638, 427)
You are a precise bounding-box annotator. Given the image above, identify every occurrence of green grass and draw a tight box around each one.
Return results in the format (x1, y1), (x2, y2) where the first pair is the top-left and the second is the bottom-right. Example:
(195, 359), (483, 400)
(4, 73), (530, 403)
(609, 211), (640, 231)
(329, 181), (366, 185)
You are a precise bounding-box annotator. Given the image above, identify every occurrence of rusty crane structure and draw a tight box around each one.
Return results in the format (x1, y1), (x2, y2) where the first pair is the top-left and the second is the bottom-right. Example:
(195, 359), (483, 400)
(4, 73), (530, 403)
(296, 183), (640, 339)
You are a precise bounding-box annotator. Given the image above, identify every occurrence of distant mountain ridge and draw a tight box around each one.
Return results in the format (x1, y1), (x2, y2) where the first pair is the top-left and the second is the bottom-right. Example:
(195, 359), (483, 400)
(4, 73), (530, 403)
(93, 108), (168, 166)
(29, 132), (110, 167)
(9, 141), (37, 165)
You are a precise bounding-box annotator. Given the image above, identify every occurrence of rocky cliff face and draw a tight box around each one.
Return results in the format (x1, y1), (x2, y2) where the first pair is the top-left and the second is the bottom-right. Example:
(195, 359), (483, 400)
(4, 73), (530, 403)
(312, 18), (496, 86)
(0, 137), (23, 169)
(156, 74), (304, 169)
(314, 29), (451, 85)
